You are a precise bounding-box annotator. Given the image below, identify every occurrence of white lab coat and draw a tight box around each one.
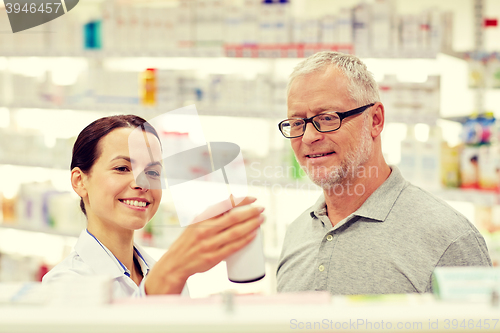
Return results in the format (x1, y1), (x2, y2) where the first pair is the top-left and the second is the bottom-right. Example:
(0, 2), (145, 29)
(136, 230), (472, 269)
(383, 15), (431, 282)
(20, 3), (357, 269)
(42, 229), (189, 299)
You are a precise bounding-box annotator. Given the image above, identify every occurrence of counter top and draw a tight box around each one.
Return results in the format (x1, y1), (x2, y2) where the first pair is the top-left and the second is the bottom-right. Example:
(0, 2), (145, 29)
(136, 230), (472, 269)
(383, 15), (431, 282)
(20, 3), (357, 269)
(2, 292), (500, 333)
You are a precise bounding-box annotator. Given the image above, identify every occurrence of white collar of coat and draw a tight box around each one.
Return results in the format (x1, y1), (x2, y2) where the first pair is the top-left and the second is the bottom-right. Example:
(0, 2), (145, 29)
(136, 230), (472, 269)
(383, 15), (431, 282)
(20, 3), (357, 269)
(74, 229), (155, 279)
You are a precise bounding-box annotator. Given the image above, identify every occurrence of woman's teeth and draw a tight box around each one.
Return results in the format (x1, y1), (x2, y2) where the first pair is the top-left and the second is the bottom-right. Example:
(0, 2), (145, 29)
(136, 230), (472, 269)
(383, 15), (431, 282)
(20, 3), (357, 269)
(123, 200), (147, 207)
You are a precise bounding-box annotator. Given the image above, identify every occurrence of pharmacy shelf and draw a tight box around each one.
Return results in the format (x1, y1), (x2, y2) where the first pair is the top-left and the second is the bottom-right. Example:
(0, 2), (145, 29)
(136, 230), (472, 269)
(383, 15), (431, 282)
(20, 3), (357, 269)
(434, 188), (499, 206)
(0, 223), (78, 238)
(0, 159), (68, 170)
(442, 115), (472, 124)
(5, 103), (285, 120)
(0, 51), (441, 59)
(0, 48), (225, 58)
(0, 44), (350, 59)
(0, 45), (447, 60)
(357, 49), (440, 59)
(443, 113), (495, 124)
(5, 103), (442, 124)
(385, 113), (439, 126)
(1, 43), (351, 59)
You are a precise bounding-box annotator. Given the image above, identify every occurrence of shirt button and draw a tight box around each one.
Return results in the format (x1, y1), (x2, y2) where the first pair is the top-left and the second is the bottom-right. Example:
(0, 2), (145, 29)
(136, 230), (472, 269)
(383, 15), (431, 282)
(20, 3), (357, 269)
(326, 235), (333, 241)
(318, 265), (325, 272)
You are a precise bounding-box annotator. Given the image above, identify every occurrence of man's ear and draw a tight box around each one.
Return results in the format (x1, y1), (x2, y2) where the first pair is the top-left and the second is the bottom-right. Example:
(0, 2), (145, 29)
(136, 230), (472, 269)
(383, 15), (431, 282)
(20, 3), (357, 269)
(71, 167), (88, 199)
(370, 102), (385, 138)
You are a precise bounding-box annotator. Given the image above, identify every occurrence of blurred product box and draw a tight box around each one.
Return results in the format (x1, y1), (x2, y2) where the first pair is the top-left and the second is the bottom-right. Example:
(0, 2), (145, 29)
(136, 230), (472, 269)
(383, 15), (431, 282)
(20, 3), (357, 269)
(475, 205), (500, 234)
(419, 126), (442, 191)
(46, 192), (86, 234)
(1, 195), (17, 223)
(460, 146), (480, 189)
(465, 52), (500, 90)
(488, 54), (500, 89)
(176, 0), (195, 48)
(353, 3), (370, 55)
(380, 75), (441, 123)
(467, 53), (486, 89)
(16, 182), (57, 229)
(371, 0), (395, 51)
(320, 15), (337, 45)
(478, 144), (500, 191)
(0, 255), (41, 283)
(484, 229), (500, 267)
(461, 113), (495, 145)
(140, 68), (157, 106)
(337, 8), (354, 45)
(440, 143), (461, 188)
(432, 267), (500, 302)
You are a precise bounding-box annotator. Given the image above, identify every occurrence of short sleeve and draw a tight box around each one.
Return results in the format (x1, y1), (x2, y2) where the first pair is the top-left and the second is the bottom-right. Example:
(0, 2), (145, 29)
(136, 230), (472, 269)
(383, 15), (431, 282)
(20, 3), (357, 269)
(427, 231), (492, 292)
(436, 231), (492, 267)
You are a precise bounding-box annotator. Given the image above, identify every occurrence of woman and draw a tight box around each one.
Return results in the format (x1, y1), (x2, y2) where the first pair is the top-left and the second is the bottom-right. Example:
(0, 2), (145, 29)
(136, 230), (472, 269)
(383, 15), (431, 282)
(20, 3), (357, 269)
(42, 115), (264, 298)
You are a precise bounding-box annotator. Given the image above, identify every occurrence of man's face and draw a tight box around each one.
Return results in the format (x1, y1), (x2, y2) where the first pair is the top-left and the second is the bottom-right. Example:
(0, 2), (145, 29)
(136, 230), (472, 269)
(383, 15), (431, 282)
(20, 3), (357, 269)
(287, 66), (373, 188)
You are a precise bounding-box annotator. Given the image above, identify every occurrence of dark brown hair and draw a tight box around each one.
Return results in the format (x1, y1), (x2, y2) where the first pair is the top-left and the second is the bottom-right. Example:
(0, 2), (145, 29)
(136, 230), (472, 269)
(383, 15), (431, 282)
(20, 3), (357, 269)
(71, 115), (160, 216)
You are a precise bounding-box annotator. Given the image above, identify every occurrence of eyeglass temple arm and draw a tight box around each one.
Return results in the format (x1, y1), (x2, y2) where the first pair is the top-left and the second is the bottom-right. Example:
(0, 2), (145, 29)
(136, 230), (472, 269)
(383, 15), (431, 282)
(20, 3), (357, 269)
(337, 103), (375, 121)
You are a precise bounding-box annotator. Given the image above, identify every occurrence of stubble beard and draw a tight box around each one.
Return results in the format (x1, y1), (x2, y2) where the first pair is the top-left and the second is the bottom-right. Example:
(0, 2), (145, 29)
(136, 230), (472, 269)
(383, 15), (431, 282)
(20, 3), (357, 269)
(300, 120), (373, 190)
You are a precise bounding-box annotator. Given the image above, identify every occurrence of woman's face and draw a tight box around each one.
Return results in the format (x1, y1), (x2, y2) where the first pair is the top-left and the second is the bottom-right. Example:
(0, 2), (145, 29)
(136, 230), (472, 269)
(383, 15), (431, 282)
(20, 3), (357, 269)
(82, 127), (163, 232)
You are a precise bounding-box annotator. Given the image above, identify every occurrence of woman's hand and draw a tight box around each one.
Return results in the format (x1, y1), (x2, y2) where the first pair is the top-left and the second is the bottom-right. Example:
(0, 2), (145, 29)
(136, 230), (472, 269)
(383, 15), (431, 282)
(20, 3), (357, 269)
(144, 196), (264, 295)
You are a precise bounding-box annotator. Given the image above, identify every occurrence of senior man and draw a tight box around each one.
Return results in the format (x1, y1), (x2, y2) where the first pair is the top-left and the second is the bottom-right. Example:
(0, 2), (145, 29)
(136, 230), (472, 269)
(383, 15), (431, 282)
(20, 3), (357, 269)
(276, 51), (491, 294)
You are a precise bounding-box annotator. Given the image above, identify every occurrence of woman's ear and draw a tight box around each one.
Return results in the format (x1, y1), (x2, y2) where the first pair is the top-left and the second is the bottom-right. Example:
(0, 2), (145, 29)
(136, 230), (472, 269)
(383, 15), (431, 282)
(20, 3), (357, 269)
(71, 167), (88, 199)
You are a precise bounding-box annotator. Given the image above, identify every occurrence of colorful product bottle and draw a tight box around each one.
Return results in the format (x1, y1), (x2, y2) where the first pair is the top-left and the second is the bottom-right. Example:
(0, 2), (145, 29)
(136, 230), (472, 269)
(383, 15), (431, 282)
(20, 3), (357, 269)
(141, 68), (157, 106)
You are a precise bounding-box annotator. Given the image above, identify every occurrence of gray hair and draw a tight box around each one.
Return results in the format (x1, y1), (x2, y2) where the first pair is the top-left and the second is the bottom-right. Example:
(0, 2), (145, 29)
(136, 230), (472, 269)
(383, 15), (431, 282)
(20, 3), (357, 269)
(287, 51), (380, 106)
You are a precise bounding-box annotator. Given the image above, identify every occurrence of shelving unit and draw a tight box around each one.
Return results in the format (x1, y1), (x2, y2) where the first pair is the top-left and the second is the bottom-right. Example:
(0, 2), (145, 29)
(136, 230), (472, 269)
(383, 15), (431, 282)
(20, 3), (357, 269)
(3, 103), (286, 119)
(0, 223), (79, 238)
(434, 188), (500, 206)
(1, 0), (499, 301)
(0, 47), (444, 59)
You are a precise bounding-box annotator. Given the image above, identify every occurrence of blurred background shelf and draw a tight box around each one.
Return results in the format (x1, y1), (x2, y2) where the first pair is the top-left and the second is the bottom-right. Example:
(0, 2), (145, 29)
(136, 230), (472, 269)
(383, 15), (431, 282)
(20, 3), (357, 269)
(0, 223), (79, 238)
(433, 188), (500, 205)
(4, 103), (286, 119)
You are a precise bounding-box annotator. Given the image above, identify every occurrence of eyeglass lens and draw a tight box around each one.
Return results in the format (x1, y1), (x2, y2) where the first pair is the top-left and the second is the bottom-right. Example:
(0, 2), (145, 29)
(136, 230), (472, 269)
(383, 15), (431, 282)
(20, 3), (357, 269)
(281, 113), (341, 137)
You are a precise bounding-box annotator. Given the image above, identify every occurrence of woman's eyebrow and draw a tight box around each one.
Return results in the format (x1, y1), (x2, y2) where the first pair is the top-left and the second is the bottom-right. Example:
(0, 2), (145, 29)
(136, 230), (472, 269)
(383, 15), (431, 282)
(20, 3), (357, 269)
(111, 155), (162, 167)
(111, 155), (131, 163)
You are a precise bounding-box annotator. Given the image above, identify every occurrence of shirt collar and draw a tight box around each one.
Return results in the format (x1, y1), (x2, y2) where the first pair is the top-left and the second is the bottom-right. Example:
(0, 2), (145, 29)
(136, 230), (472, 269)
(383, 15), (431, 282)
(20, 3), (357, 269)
(133, 245), (151, 277)
(309, 166), (408, 223)
(353, 166), (408, 222)
(74, 230), (154, 279)
(311, 195), (327, 219)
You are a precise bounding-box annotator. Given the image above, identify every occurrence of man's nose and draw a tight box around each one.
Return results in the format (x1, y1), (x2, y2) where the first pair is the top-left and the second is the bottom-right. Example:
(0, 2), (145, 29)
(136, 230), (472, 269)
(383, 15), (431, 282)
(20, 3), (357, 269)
(301, 122), (322, 144)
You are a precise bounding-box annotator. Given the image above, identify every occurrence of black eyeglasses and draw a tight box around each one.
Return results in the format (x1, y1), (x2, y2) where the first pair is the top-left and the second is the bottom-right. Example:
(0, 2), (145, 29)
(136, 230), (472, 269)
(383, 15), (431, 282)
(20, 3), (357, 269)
(278, 103), (375, 139)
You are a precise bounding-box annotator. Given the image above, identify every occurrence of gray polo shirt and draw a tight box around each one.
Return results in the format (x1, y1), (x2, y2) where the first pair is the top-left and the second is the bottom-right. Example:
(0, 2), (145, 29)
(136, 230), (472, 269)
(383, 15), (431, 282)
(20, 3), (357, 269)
(276, 166), (491, 294)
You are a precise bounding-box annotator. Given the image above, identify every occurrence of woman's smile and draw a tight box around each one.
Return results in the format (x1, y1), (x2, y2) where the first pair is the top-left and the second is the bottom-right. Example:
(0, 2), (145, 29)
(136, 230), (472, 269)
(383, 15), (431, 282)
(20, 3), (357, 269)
(119, 198), (151, 211)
